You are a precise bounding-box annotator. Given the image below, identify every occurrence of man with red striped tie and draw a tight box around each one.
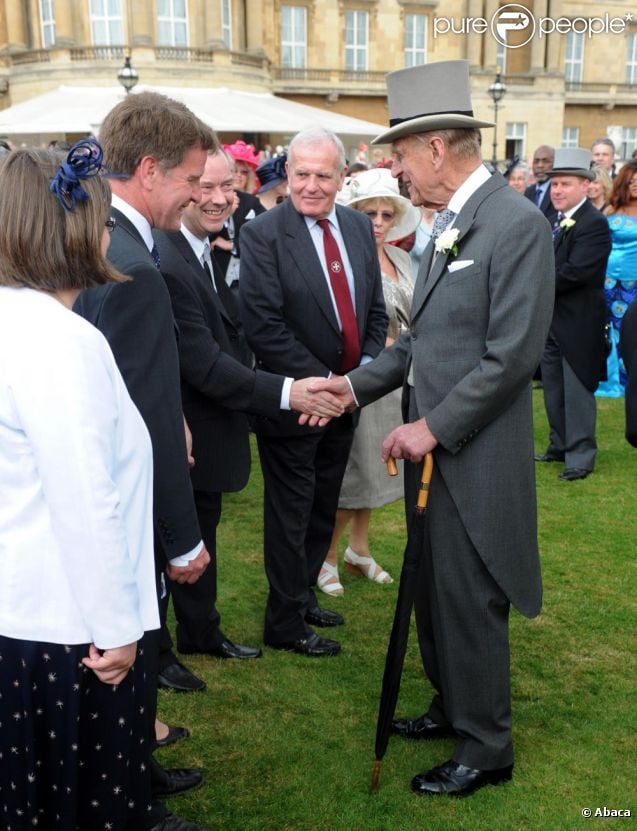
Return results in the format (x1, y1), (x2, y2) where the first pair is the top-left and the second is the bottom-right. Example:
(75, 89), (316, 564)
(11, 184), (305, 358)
(239, 126), (388, 657)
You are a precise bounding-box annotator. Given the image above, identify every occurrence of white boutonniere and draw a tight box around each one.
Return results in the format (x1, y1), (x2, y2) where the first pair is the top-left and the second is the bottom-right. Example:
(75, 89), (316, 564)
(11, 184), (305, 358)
(560, 217), (576, 231)
(435, 227), (460, 256)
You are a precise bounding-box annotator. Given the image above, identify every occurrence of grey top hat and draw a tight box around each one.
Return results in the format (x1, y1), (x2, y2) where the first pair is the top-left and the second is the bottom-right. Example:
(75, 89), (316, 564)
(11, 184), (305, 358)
(372, 60), (494, 146)
(546, 148), (595, 181)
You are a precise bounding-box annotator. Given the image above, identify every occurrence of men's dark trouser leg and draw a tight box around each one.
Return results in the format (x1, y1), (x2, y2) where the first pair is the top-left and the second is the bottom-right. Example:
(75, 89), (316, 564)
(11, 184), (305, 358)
(171, 490), (223, 652)
(562, 357), (597, 470)
(413, 466), (513, 771)
(540, 332), (567, 456)
(257, 433), (320, 644)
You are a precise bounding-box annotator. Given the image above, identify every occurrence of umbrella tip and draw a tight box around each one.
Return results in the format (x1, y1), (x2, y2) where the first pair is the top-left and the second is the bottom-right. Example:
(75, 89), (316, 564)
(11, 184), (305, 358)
(370, 760), (381, 793)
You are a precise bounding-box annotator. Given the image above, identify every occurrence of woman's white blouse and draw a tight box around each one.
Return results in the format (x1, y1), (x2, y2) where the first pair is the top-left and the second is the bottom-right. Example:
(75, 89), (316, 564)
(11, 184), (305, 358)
(0, 287), (158, 649)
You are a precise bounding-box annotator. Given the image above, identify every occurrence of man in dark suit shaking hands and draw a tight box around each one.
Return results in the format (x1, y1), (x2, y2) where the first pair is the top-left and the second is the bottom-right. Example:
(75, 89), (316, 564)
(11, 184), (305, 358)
(74, 92), (214, 831)
(308, 61), (555, 796)
(239, 127), (388, 657)
(154, 149), (343, 665)
(536, 148), (612, 480)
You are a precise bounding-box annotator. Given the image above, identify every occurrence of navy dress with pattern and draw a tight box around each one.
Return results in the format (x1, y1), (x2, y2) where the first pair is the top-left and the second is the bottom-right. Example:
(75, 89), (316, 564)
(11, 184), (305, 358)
(0, 638), (152, 831)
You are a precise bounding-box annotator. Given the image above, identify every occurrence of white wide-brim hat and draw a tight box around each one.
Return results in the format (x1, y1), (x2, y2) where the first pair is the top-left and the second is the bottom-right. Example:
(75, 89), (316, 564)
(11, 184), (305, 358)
(339, 167), (422, 242)
(546, 147), (595, 181)
(372, 60), (494, 146)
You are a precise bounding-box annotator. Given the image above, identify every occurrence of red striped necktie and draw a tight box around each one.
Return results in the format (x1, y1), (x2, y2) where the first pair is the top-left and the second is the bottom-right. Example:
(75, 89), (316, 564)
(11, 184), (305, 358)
(317, 218), (360, 372)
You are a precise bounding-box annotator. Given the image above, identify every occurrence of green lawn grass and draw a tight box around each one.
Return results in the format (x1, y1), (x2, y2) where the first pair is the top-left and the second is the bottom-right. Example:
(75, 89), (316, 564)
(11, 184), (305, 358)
(157, 391), (637, 830)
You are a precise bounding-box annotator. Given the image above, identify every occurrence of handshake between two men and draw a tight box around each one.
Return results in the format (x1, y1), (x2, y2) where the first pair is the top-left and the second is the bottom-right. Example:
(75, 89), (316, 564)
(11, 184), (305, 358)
(291, 375), (438, 465)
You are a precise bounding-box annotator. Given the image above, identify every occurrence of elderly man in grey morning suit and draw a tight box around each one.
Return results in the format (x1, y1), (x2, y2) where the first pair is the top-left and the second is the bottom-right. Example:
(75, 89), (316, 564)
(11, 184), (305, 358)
(311, 60), (555, 796)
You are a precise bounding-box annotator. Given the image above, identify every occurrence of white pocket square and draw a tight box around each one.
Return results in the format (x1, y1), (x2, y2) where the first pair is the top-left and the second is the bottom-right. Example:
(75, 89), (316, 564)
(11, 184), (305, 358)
(447, 259), (474, 273)
(244, 209), (256, 221)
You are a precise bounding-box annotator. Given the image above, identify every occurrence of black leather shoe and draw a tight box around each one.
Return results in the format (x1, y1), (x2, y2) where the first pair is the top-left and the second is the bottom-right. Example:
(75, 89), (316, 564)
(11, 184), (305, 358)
(411, 759), (513, 797)
(179, 637), (262, 659)
(534, 450), (565, 462)
(202, 638), (262, 659)
(157, 661), (206, 693)
(305, 606), (345, 628)
(153, 725), (190, 750)
(559, 467), (591, 481)
(151, 767), (203, 798)
(148, 812), (209, 831)
(266, 632), (341, 657)
(392, 713), (456, 740)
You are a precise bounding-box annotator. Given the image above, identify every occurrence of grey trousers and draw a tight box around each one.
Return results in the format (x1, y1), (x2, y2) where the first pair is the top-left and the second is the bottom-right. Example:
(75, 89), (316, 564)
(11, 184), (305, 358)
(540, 332), (597, 471)
(406, 391), (513, 770)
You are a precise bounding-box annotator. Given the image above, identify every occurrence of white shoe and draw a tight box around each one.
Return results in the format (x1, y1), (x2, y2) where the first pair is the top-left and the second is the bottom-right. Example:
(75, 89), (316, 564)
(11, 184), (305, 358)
(344, 546), (393, 584)
(317, 561), (344, 596)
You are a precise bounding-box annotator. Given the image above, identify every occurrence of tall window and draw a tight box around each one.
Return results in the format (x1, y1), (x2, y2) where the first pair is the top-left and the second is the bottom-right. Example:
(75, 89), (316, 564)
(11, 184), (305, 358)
(505, 122), (525, 162)
(627, 34), (637, 85)
(281, 6), (307, 68)
(90, 0), (123, 45)
(40, 0), (56, 47)
(562, 127), (580, 148)
(158, 0), (188, 47)
(221, 0), (232, 49)
(564, 30), (584, 84)
(404, 14), (427, 67)
(620, 127), (637, 160)
(345, 11), (368, 72)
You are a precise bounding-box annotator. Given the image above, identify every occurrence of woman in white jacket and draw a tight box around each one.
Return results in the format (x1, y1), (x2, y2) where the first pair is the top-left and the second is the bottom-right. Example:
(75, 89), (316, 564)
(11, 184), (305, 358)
(0, 141), (157, 830)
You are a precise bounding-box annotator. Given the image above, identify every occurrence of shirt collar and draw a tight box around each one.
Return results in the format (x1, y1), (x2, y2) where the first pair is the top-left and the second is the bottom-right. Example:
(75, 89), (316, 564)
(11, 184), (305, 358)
(447, 164), (492, 217)
(562, 197), (587, 220)
(111, 193), (154, 253)
(305, 206), (339, 232)
(181, 222), (208, 262)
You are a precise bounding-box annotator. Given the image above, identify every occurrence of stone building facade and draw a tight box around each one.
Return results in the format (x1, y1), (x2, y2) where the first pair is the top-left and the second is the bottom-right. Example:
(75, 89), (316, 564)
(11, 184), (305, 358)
(1, 0), (636, 160)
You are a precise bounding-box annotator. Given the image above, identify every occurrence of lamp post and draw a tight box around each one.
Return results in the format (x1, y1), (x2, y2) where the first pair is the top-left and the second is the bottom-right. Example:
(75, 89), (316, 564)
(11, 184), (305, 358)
(117, 54), (139, 94)
(488, 68), (506, 168)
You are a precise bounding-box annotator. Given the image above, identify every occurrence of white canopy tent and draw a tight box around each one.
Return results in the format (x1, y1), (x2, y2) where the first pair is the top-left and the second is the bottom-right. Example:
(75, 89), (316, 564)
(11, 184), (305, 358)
(0, 85), (388, 145)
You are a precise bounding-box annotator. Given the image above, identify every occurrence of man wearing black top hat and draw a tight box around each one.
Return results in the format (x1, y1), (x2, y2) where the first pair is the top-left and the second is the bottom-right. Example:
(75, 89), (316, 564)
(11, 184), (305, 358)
(310, 60), (555, 796)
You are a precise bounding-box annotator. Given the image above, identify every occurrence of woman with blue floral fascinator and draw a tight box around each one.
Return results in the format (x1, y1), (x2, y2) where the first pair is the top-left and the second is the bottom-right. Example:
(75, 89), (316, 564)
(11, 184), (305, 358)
(0, 138), (157, 828)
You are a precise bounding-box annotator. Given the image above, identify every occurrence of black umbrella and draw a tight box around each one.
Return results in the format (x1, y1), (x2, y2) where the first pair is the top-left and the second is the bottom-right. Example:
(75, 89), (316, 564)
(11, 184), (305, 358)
(370, 452), (434, 793)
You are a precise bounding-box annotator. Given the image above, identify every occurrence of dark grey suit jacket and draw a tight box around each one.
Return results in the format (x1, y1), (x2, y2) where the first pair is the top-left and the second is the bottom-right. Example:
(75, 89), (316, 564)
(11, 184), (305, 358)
(154, 228), (284, 493)
(525, 182), (557, 224)
(350, 172), (555, 617)
(74, 208), (201, 562)
(239, 199), (388, 436)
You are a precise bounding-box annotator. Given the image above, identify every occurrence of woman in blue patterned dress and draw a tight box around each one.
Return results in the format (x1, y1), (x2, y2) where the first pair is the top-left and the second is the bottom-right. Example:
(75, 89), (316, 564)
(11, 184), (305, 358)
(597, 162), (637, 397)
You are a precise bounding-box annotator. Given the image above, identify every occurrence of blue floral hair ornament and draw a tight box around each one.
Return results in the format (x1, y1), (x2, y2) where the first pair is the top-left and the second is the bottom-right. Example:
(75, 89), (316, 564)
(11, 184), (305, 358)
(49, 138), (104, 212)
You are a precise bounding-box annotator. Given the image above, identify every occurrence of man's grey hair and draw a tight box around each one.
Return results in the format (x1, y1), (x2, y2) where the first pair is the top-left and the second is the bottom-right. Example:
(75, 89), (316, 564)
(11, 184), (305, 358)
(591, 136), (616, 154)
(414, 128), (482, 161)
(288, 126), (347, 170)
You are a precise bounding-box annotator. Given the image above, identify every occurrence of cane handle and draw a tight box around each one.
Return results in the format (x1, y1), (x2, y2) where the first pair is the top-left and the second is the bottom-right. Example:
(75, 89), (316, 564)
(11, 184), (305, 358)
(386, 458), (398, 477)
(416, 452), (434, 511)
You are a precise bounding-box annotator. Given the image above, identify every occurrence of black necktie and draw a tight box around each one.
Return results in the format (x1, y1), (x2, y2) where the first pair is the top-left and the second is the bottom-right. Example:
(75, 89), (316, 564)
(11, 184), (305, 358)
(202, 245), (239, 320)
(151, 244), (161, 269)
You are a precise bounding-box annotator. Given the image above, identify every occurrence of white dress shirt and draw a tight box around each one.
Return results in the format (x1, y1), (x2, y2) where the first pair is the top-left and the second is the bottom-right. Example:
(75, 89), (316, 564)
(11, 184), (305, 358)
(0, 288), (158, 649)
(306, 209), (373, 367)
